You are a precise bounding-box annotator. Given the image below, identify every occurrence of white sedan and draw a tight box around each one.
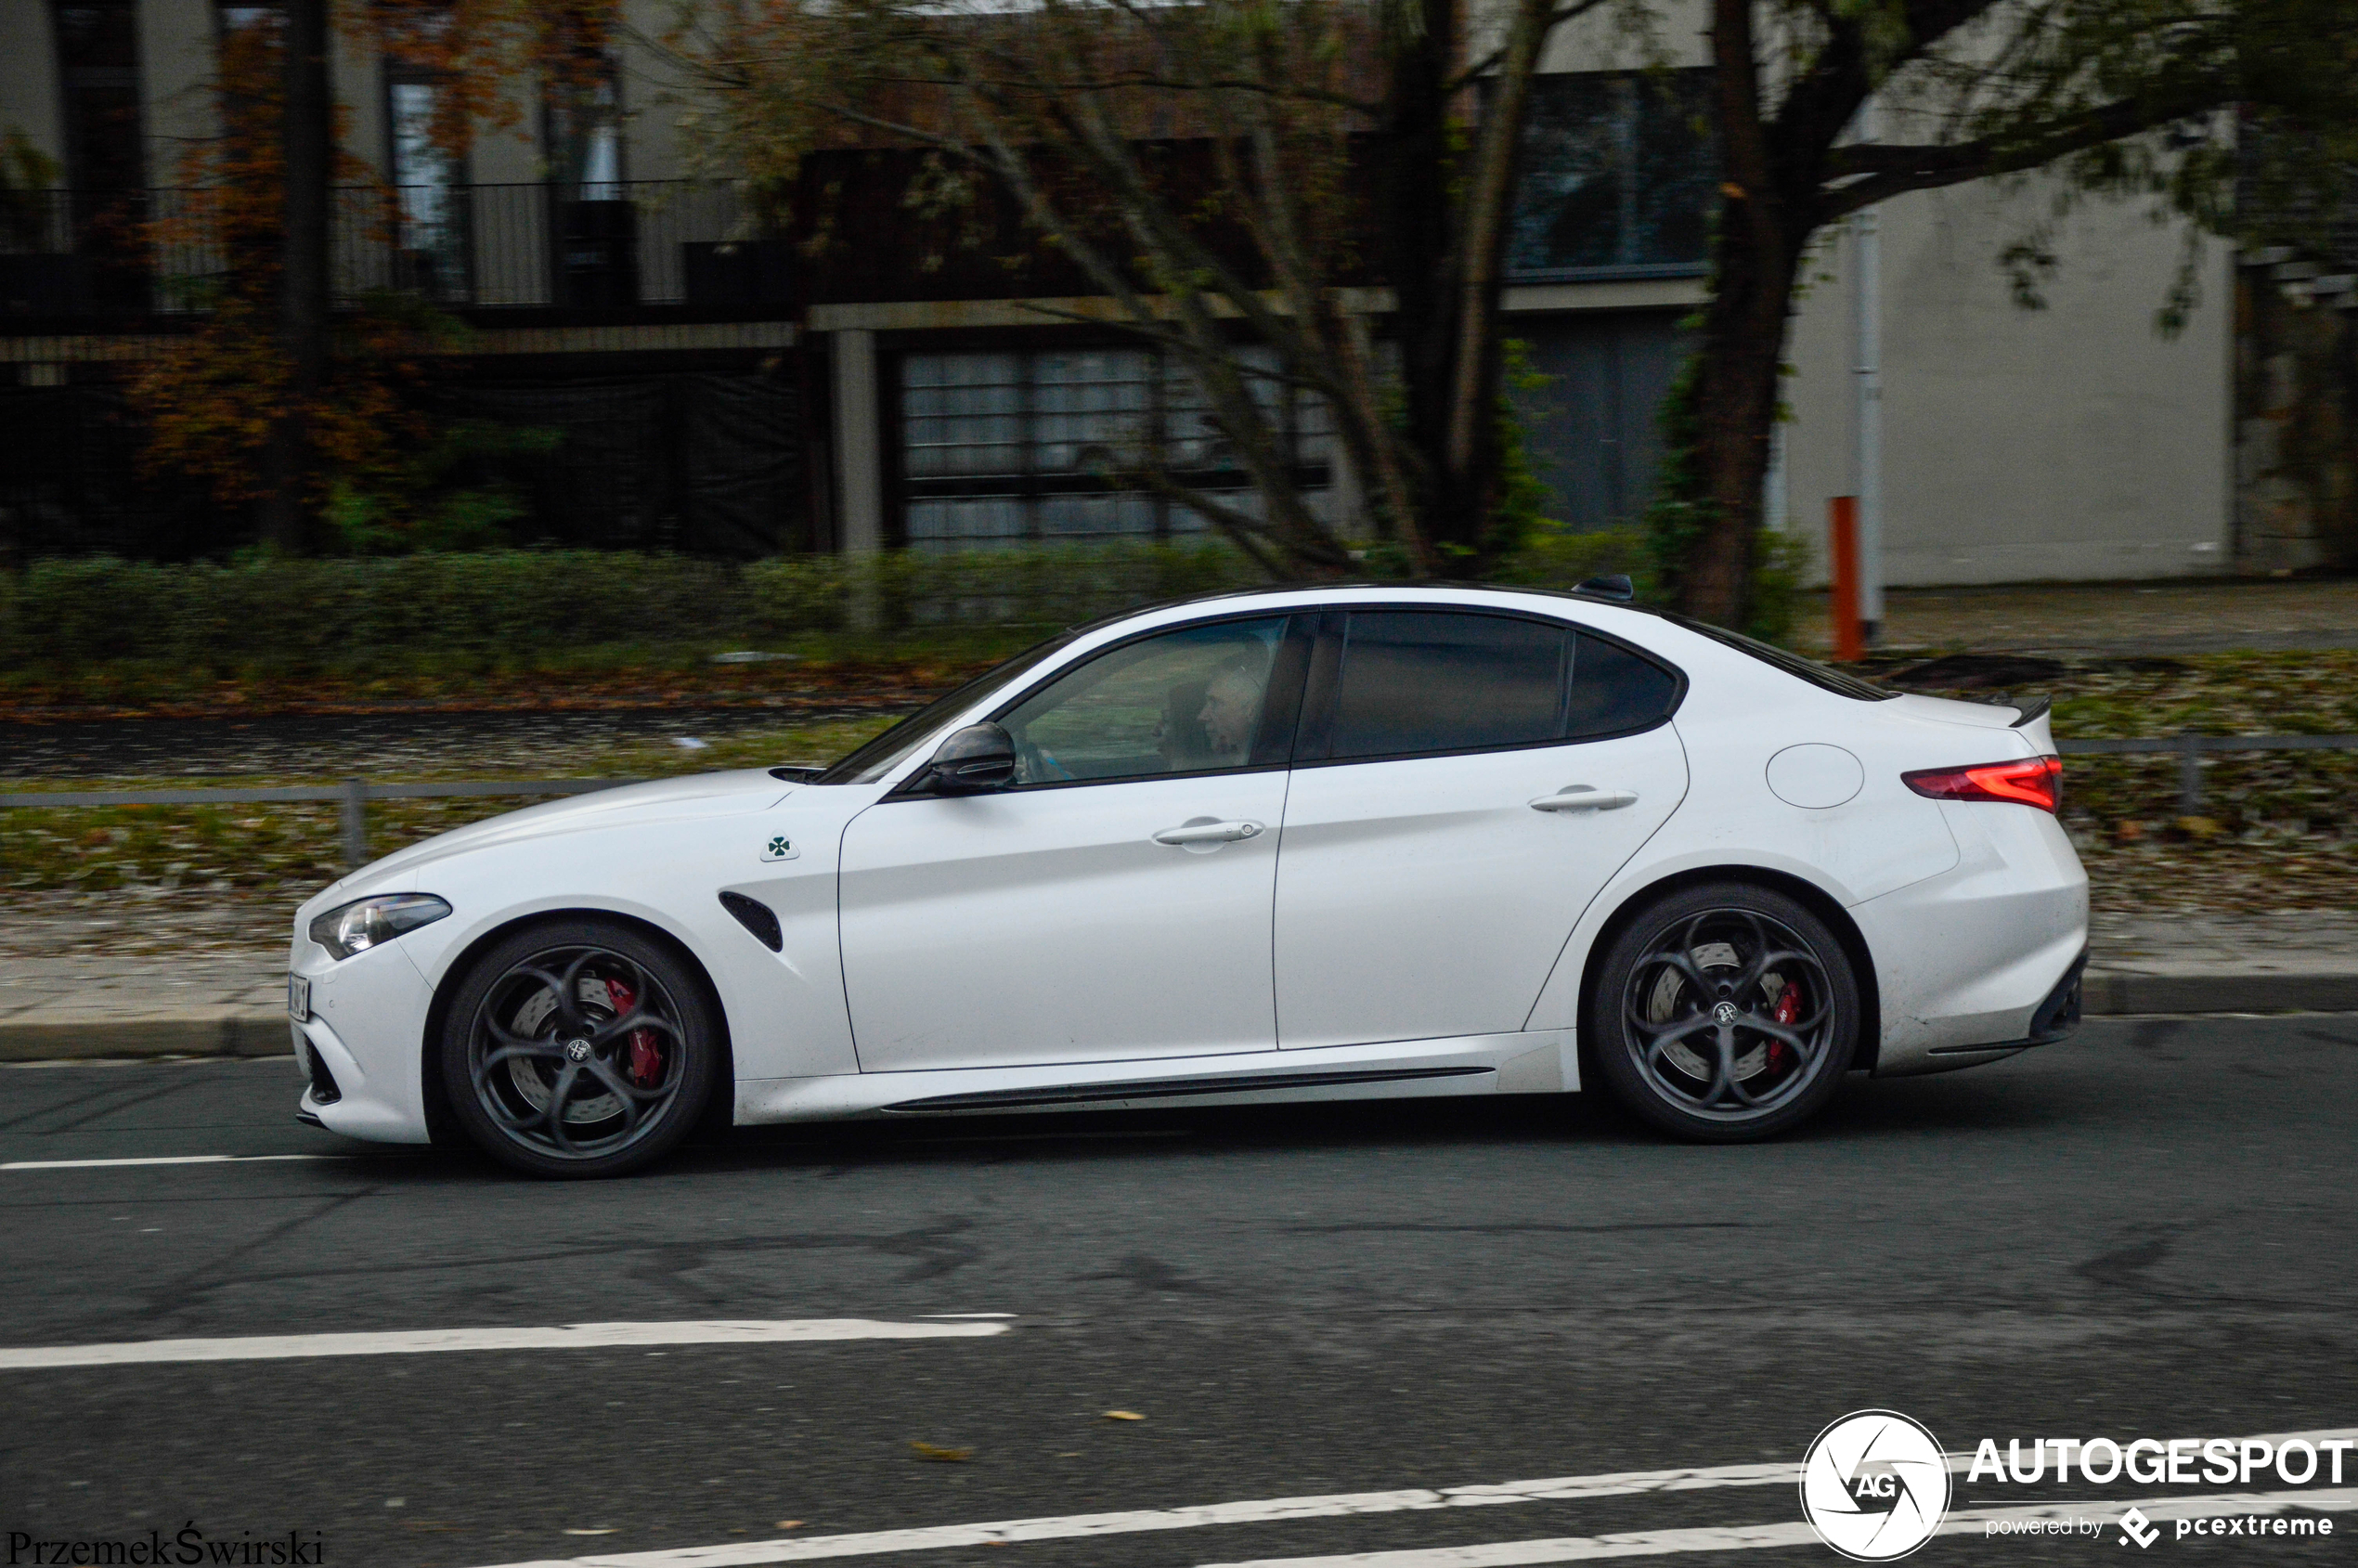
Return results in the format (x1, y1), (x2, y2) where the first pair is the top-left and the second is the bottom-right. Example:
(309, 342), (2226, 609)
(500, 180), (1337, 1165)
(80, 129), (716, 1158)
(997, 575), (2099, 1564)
(287, 584), (2089, 1176)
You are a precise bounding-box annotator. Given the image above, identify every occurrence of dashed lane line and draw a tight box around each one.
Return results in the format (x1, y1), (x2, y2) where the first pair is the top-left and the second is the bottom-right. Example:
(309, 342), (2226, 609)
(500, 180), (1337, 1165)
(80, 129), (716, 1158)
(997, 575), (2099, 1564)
(0, 1318), (1012, 1369)
(2, 1153), (357, 1170)
(1194, 1487), (2358, 1566)
(466, 1431), (2358, 1568)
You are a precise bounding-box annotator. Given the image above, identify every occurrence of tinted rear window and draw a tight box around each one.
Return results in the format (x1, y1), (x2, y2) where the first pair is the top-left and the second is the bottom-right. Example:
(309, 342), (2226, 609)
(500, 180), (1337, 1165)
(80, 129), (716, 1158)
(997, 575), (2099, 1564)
(1328, 612), (1566, 759)
(1566, 632), (1682, 737)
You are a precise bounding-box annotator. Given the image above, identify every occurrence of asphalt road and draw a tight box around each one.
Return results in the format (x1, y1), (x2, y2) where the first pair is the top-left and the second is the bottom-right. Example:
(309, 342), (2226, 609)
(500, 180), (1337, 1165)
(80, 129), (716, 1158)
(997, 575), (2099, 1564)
(3, 1016), (2353, 1568)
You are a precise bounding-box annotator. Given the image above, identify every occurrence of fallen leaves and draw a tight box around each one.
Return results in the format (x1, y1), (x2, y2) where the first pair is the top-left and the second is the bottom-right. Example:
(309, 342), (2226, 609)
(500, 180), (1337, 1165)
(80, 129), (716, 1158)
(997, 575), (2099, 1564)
(910, 1442), (974, 1461)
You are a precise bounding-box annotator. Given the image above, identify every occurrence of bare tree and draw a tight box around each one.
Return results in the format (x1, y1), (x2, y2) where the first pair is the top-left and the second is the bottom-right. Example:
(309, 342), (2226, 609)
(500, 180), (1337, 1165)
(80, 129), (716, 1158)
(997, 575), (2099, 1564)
(1641, 0), (2358, 627)
(668, 0), (1608, 577)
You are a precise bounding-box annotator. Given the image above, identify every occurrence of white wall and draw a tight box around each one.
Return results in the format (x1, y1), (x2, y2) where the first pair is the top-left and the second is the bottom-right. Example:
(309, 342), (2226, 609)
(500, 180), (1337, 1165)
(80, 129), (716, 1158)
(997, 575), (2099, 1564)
(1781, 176), (2234, 585)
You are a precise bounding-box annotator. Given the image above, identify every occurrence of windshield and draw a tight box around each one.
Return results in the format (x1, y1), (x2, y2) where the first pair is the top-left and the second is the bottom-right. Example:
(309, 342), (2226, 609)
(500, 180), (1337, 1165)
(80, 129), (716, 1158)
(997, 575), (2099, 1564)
(810, 631), (1082, 784)
(1664, 614), (1896, 702)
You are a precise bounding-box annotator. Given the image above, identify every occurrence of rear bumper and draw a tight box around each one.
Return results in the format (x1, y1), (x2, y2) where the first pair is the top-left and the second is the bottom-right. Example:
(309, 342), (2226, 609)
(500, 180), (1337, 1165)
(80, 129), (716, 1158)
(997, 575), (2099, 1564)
(1853, 803), (2090, 1076)
(1924, 947), (2086, 1060)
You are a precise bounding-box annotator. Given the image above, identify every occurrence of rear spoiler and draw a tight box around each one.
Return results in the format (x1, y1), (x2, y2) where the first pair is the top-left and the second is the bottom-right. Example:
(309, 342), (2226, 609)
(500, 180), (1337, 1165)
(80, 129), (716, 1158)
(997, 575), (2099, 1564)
(2009, 695), (2056, 756)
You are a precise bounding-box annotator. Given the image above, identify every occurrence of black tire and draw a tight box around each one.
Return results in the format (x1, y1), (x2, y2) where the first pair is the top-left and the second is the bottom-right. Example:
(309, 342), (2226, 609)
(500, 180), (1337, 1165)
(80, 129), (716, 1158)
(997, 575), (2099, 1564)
(1587, 883), (1859, 1143)
(440, 919), (720, 1178)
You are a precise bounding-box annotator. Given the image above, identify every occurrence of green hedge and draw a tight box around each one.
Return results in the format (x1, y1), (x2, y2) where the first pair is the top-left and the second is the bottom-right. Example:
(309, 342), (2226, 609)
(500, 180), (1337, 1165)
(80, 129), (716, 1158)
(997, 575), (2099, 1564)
(0, 532), (1651, 674)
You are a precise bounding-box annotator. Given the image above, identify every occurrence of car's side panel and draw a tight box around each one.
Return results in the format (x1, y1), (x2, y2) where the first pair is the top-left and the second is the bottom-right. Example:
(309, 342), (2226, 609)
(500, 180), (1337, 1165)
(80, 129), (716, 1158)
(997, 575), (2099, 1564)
(1272, 730), (1689, 1049)
(836, 771), (1290, 1070)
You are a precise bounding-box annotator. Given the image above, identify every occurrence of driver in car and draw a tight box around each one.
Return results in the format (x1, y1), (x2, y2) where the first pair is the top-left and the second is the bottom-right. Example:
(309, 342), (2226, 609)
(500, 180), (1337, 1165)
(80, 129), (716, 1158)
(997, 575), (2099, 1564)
(1196, 654), (1266, 767)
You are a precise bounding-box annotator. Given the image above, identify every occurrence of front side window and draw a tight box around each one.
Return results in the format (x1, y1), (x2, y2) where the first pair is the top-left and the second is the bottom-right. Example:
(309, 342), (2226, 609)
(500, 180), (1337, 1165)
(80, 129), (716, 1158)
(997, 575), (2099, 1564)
(1321, 611), (1680, 761)
(812, 631), (1080, 785)
(997, 616), (1297, 785)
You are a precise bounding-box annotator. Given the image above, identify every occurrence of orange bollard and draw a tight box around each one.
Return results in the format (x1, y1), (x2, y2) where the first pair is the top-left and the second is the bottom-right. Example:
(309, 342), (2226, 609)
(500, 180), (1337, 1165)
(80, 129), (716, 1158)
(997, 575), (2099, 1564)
(1828, 496), (1863, 663)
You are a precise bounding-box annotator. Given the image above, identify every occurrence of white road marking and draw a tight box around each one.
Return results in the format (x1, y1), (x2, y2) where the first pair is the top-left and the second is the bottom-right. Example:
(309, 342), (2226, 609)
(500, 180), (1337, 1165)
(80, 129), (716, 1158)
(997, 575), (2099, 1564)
(2, 1153), (353, 1171)
(0, 1318), (1010, 1369)
(1195, 1488), (2358, 1566)
(464, 1430), (2358, 1568)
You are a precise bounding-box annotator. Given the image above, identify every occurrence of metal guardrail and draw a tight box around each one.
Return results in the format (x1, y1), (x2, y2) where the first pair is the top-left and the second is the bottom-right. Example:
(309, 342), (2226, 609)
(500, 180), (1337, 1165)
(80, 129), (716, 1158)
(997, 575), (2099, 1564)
(2054, 733), (2358, 814)
(4, 732), (2356, 869)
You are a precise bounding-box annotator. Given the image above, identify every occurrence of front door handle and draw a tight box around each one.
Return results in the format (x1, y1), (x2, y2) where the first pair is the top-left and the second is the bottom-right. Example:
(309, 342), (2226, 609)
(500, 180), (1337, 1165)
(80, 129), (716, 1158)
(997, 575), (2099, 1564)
(1153, 819), (1264, 846)
(1530, 786), (1639, 813)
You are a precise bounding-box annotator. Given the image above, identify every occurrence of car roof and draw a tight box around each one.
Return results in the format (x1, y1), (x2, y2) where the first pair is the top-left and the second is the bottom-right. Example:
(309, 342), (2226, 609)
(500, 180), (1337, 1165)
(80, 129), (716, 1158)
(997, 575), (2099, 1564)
(1065, 579), (1655, 637)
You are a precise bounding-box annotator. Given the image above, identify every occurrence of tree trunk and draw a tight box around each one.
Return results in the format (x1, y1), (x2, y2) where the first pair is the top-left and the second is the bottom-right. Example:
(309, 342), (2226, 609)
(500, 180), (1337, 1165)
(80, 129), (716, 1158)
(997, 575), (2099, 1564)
(1677, 215), (1799, 628)
(259, 0), (331, 555)
(1378, 0), (1458, 573)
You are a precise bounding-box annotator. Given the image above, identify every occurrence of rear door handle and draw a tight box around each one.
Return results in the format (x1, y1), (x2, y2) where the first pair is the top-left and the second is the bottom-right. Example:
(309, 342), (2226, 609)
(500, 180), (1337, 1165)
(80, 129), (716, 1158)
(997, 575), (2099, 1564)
(1153, 820), (1264, 846)
(1530, 786), (1639, 813)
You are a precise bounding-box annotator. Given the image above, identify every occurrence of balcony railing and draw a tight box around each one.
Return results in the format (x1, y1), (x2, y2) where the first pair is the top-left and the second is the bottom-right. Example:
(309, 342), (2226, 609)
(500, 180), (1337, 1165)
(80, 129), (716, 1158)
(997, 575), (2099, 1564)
(0, 181), (795, 320)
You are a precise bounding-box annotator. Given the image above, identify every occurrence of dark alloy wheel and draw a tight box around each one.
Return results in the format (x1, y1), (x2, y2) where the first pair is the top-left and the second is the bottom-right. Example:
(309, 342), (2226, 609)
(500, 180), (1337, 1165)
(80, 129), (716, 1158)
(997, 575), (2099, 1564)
(1588, 885), (1860, 1142)
(441, 920), (719, 1178)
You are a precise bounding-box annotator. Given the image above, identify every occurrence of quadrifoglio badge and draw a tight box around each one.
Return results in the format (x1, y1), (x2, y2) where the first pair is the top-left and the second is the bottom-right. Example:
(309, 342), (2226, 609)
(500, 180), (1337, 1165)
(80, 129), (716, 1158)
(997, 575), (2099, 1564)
(1798, 1411), (2352, 1557)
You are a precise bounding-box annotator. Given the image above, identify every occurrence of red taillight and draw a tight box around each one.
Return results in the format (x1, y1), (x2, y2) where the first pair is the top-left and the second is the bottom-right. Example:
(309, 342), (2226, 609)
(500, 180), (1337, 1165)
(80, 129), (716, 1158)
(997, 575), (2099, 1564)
(1903, 755), (2063, 812)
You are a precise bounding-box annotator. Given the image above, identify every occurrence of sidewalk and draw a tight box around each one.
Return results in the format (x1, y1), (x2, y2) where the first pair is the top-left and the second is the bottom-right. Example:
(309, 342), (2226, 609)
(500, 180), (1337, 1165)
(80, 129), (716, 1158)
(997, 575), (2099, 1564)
(4, 914), (2352, 1062)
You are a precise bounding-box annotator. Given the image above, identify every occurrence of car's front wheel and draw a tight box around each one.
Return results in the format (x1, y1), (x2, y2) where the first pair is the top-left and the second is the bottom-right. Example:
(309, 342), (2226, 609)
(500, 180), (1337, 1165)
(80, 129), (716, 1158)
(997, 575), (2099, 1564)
(440, 919), (719, 1178)
(1587, 884), (1859, 1142)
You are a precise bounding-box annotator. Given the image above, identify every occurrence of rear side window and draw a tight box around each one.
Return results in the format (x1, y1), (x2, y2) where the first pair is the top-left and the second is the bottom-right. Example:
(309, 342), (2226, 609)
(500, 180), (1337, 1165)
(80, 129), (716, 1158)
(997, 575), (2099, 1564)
(1566, 632), (1681, 737)
(1328, 612), (1565, 759)
(1321, 611), (1680, 761)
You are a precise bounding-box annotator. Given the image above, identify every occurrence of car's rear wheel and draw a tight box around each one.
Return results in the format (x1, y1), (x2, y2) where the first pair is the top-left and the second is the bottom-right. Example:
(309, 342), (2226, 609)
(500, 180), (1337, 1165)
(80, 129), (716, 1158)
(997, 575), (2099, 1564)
(1587, 884), (1859, 1142)
(441, 920), (719, 1178)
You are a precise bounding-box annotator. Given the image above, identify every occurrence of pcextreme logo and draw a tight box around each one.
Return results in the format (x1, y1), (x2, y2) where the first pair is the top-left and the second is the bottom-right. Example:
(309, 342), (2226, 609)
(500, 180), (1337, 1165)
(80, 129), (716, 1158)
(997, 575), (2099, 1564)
(1799, 1410), (1952, 1562)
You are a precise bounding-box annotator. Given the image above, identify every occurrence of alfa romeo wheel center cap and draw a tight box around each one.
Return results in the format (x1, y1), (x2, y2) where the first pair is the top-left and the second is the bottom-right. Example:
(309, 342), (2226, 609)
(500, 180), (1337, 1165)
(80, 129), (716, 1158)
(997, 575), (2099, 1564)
(1711, 1002), (1740, 1027)
(564, 1039), (592, 1062)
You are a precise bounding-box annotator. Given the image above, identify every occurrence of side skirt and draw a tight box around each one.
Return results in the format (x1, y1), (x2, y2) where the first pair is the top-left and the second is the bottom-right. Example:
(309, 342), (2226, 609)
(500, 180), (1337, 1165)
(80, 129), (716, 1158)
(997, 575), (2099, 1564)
(733, 1029), (1577, 1124)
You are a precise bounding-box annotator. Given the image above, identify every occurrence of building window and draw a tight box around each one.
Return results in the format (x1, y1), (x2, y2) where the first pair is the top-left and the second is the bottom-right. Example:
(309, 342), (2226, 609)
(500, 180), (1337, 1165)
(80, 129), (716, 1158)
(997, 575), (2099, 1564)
(544, 57), (623, 199)
(896, 346), (1331, 550)
(543, 55), (631, 307)
(385, 67), (469, 301)
(1509, 71), (1717, 280)
(51, 0), (146, 193)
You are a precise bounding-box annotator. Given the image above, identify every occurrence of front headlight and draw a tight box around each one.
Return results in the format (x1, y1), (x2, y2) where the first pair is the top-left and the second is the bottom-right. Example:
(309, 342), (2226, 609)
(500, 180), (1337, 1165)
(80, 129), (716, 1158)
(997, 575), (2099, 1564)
(310, 894), (452, 961)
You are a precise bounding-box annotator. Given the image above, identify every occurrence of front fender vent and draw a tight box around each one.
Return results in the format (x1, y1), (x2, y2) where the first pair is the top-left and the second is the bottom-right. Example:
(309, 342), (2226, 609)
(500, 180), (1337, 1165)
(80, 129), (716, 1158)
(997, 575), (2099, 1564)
(719, 891), (784, 952)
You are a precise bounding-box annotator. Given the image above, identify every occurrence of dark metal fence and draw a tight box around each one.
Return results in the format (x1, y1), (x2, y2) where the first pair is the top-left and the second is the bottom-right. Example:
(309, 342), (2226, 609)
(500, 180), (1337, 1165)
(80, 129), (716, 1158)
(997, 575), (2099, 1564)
(3, 182), (786, 318)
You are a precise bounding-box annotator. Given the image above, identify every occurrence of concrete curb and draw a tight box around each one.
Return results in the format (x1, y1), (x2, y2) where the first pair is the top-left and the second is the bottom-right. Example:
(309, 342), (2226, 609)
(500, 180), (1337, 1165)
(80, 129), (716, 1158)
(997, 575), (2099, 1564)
(2, 973), (2355, 1061)
(2080, 970), (2358, 1017)
(0, 1012), (292, 1062)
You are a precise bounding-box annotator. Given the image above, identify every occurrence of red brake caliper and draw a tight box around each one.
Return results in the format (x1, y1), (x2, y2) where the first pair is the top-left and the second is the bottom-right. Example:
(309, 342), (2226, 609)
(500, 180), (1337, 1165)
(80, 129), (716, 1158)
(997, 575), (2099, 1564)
(1766, 983), (1801, 1073)
(603, 976), (664, 1089)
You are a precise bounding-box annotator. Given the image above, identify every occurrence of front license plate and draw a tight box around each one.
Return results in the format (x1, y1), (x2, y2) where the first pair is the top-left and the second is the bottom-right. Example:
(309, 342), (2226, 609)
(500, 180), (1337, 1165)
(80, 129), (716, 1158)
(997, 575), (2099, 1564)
(287, 974), (311, 1021)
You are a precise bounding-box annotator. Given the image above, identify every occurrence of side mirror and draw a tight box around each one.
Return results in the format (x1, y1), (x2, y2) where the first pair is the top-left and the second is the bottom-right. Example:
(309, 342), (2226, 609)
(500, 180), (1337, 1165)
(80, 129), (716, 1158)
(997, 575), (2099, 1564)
(923, 723), (1017, 795)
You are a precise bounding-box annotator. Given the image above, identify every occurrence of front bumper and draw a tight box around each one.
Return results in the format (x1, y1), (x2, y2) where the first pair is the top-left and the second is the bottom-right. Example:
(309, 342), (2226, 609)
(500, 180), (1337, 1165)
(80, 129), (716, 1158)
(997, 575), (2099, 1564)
(287, 939), (436, 1144)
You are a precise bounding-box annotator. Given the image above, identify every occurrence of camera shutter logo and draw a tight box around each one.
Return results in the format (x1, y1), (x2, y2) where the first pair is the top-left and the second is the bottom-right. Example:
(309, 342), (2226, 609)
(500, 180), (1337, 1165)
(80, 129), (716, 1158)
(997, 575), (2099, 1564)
(1799, 1410), (1951, 1561)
